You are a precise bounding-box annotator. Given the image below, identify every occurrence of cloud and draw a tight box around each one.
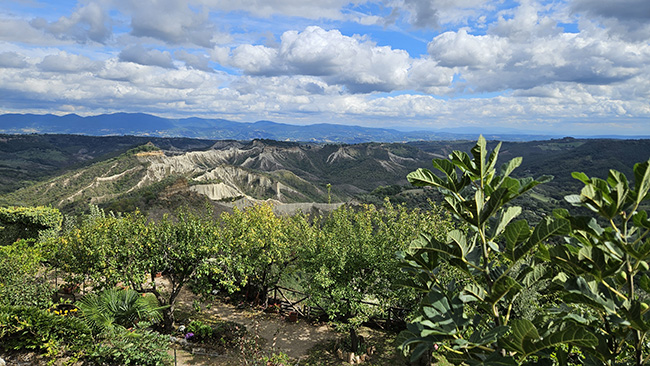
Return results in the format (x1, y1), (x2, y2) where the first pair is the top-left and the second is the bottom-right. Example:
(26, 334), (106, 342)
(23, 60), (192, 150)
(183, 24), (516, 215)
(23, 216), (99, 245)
(174, 50), (213, 72)
(196, 0), (352, 19)
(0, 19), (60, 44)
(425, 2), (650, 94)
(38, 52), (103, 73)
(30, 2), (112, 43)
(571, 0), (650, 41)
(428, 29), (510, 69)
(0, 52), (29, 68)
(228, 26), (449, 93)
(119, 44), (175, 68)
(122, 0), (218, 47)
(384, 0), (492, 28)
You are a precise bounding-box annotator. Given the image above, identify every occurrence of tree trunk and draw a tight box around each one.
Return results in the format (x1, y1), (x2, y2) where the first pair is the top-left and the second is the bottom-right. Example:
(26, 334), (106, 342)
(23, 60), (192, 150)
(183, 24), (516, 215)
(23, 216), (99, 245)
(350, 327), (359, 353)
(162, 306), (175, 332)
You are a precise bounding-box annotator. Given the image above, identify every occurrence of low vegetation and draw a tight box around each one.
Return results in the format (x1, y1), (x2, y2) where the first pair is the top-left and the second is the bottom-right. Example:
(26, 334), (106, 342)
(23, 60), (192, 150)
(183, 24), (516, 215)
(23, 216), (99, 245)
(1, 136), (650, 365)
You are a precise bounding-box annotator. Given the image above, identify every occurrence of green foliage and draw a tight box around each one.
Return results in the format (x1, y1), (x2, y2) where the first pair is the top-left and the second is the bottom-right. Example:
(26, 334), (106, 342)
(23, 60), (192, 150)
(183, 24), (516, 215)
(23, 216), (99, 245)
(0, 305), (93, 359)
(0, 205), (62, 244)
(56, 206), (221, 331)
(400, 136), (593, 364)
(297, 200), (453, 352)
(216, 203), (304, 300)
(185, 319), (248, 349)
(0, 239), (54, 308)
(548, 159), (650, 365)
(88, 326), (172, 366)
(77, 288), (165, 334)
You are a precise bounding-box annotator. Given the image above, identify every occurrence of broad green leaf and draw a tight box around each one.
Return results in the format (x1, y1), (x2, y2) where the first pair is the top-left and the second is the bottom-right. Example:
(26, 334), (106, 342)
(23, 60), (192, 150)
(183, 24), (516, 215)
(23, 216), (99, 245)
(639, 275), (650, 293)
(572, 171), (591, 185)
(499, 157), (522, 180)
(460, 283), (487, 303)
(471, 325), (509, 346)
(632, 211), (650, 230)
(504, 220), (531, 261)
(486, 276), (521, 305)
(564, 277), (617, 314)
(620, 300), (650, 332)
(451, 150), (475, 176)
(490, 206), (522, 241)
(634, 160), (650, 204)
(447, 230), (471, 258)
(514, 217), (570, 262)
(499, 319), (540, 354)
(479, 187), (513, 225)
(407, 168), (444, 188)
(470, 135), (488, 180)
(520, 325), (598, 359)
(467, 351), (518, 366)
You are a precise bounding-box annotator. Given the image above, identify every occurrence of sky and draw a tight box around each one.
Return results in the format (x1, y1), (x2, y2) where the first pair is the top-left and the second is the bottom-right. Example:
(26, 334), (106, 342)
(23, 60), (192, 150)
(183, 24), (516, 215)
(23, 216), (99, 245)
(0, 0), (649, 135)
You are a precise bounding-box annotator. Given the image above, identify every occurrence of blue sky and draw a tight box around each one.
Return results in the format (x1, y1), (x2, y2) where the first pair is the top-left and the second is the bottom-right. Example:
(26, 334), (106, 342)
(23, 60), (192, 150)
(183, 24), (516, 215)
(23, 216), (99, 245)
(1, 0), (649, 135)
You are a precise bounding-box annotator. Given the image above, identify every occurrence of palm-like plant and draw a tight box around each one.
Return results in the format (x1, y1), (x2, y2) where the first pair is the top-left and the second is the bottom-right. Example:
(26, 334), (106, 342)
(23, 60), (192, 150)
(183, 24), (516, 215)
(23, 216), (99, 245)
(77, 288), (165, 334)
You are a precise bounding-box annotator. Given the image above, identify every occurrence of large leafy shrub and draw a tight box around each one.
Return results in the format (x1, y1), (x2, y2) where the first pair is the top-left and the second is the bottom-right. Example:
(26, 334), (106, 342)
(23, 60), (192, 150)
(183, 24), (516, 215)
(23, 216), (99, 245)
(88, 326), (171, 366)
(77, 288), (164, 334)
(400, 136), (596, 364)
(548, 161), (650, 365)
(0, 239), (53, 308)
(0, 305), (93, 360)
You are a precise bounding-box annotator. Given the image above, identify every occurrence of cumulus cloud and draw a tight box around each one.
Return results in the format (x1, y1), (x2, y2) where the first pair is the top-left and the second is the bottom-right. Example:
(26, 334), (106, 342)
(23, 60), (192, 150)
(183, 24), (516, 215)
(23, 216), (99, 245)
(195, 0), (352, 20)
(121, 0), (218, 47)
(30, 2), (112, 43)
(384, 0), (492, 28)
(425, 2), (650, 94)
(571, 0), (650, 41)
(0, 52), (29, 68)
(38, 52), (103, 73)
(228, 26), (451, 93)
(174, 50), (213, 72)
(0, 19), (59, 44)
(119, 44), (175, 69)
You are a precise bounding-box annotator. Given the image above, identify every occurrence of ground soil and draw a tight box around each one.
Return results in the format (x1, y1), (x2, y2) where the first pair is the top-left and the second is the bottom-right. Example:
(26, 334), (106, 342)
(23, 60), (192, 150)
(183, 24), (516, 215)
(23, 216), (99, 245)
(168, 280), (338, 365)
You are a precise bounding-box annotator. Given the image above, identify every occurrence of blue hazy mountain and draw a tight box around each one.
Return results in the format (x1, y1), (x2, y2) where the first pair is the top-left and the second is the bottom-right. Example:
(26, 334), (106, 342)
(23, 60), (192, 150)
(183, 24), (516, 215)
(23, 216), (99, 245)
(0, 113), (561, 143)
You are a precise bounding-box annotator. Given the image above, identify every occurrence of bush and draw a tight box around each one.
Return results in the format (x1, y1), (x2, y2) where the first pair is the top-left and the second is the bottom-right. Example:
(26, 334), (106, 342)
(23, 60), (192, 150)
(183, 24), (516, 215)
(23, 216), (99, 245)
(88, 326), (171, 366)
(0, 239), (54, 308)
(0, 305), (93, 359)
(185, 319), (249, 350)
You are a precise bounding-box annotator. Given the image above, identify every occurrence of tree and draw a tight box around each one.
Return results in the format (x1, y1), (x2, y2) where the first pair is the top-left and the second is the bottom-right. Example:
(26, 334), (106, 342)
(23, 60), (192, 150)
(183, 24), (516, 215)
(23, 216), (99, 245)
(217, 203), (301, 304)
(400, 136), (595, 364)
(548, 160), (650, 365)
(0, 206), (62, 245)
(298, 201), (452, 353)
(56, 207), (222, 331)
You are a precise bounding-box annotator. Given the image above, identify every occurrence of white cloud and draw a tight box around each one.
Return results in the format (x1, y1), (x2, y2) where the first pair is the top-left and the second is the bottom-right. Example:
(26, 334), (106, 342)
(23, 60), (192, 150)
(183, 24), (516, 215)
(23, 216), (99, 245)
(0, 19), (61, 44)
(195, 0), (353, 19)
(0, 52), (29, 68)
(30, 2), (112, 43)
(119, 44), (175, 69)
(228, 26), (448, 93)
(424, 2), (650, 95)
(571, 0), (650, 41)
(38, 52), (103, 73)
(174, 50), (212, 72)
(384, 0), (493, 28)
(120, 0), (219, 47)
(428, 29), (509, 69)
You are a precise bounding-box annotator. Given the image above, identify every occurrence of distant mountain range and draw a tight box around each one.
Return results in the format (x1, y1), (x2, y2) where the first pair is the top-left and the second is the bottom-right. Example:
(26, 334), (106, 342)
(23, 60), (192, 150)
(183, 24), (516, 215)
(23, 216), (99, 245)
(0, 112), (565, 143)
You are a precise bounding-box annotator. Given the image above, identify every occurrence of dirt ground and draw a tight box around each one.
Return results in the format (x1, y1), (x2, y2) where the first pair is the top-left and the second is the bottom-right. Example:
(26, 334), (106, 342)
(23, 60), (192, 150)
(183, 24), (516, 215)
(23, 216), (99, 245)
(168, 280), (338, 365)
